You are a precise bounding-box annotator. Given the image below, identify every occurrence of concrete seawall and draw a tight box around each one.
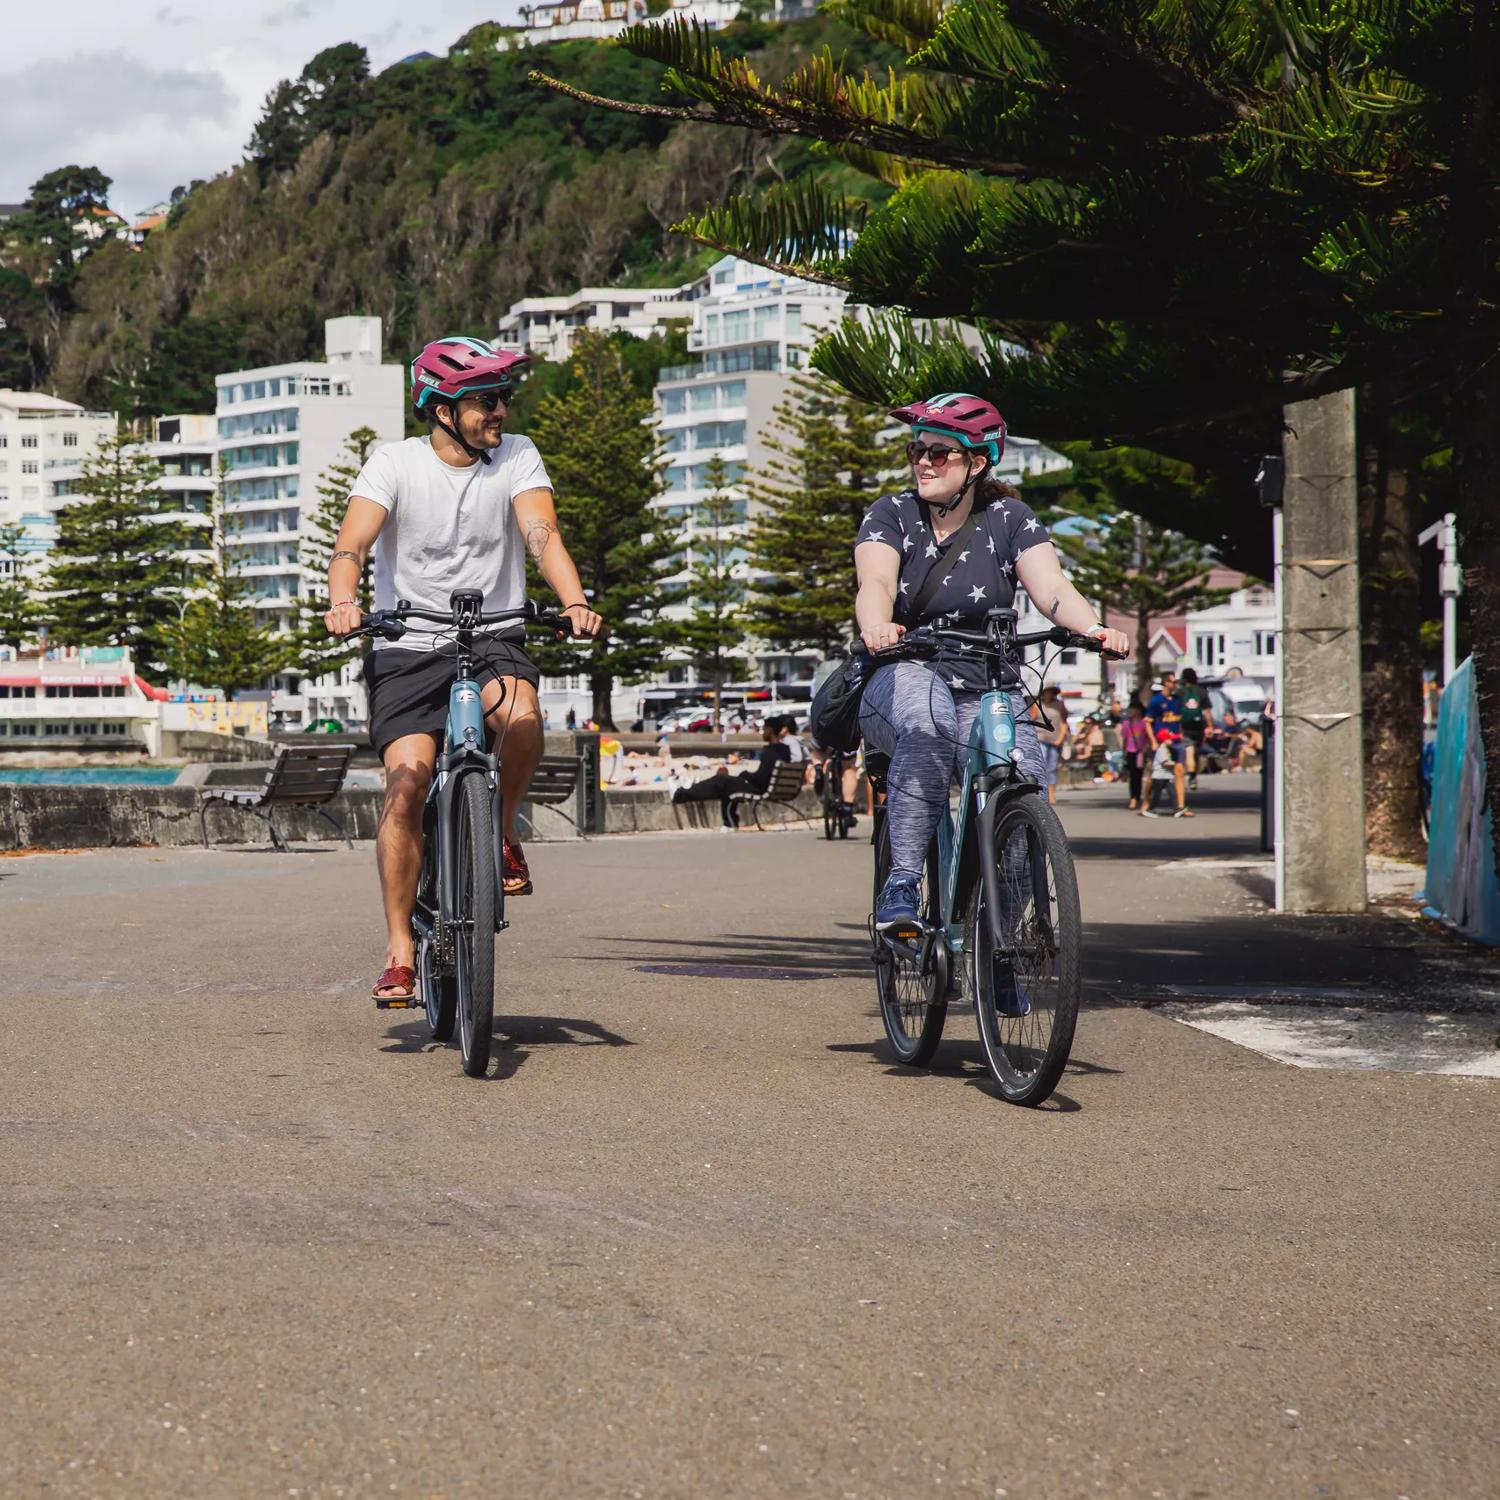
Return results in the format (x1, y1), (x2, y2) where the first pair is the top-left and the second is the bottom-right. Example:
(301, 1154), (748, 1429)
(0, 783), (824, 851)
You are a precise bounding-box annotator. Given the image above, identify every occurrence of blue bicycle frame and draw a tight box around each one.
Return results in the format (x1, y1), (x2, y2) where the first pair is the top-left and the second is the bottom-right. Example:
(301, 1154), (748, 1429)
(926, 685), (1038, 967)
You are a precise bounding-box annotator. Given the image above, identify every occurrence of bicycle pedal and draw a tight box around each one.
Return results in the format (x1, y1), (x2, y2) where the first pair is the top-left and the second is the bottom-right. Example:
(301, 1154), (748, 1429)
(374, 995), (420, 1010)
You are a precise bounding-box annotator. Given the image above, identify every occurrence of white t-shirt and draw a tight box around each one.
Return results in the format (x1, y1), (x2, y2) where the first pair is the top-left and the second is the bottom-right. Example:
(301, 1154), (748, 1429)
(351, 434), (551, 651)
(783, 733), (807, 762)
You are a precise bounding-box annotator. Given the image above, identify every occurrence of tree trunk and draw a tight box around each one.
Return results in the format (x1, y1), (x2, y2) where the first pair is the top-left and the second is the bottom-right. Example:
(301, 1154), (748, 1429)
(1357, 385), (1424, 859)
(1135, 600), (1151, 695)
(591, 671), (615, 730)
(1453, 354), (1500, 890)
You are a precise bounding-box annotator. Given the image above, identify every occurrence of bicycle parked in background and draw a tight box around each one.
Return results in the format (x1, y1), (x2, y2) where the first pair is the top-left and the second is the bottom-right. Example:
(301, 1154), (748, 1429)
(866, 607), (1122, 1107)
(817, 749), (858, 840)
(352, 592), (573, 1078)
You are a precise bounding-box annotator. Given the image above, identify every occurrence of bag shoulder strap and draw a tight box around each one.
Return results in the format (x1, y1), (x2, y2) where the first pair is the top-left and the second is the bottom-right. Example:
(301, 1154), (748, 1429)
(900, 506), (982, 625)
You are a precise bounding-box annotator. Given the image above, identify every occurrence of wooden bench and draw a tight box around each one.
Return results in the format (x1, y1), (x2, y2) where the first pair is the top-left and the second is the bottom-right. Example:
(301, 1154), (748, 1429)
(198, 742), (356, 851)
(516, 753), (584, 838)
(727, 758), (809, 829)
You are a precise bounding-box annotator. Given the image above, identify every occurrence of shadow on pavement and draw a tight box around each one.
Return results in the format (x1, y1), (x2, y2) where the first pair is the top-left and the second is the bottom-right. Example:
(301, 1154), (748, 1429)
(826, 1035), (1112, 1111)
(571, 924), (872, 976)
(381, 1014), (633, 1079)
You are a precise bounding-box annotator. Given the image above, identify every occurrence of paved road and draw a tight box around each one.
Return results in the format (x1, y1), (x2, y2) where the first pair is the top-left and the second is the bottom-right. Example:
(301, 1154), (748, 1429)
(2, 783), (1496, 1497)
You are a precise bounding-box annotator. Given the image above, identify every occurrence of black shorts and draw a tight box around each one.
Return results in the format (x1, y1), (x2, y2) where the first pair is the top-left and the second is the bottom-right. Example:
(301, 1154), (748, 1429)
(364, 636), (540, 759)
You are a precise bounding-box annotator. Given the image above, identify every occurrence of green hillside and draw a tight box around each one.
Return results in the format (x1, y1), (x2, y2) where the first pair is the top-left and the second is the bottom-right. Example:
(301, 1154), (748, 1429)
(1, 15), (890, 416)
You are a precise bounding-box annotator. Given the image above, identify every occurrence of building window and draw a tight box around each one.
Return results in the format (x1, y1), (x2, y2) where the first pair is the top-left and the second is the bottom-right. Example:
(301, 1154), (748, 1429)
(101, 722), (127, 735)
(753, 304), (777, 338)
(721, 309), (749, 342)
(1254, 629), (1277, 656)
(662, 389), (685, 415)
(44, 722), (71, 736)
(1194, 633), (1226, 668)
(785, 303), (802, 336)
(44, 685), (71, 698)
(21, 461), (38, 474)
(21, 434), (38, 448)
(0, 435), (7, 446)
(11, 722), (36, 736)
(63, 432), (78, 447)
(690, 385), (717, 411)
(719, 379), (746, 404)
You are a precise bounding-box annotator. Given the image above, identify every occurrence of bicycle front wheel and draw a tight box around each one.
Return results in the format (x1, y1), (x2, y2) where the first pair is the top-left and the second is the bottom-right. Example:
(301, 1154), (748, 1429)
(872, 816), (946, 1066)
(455, 772), (497, 1078)
(969, 794), (1081, 1106)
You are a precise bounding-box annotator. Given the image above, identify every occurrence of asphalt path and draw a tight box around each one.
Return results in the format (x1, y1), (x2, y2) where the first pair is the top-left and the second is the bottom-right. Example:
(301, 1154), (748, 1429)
(2, 782), (1496, 1497)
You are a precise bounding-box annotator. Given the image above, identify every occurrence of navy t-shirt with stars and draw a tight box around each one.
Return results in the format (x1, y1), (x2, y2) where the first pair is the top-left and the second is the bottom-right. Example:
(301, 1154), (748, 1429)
(855, 487), (1052, 691)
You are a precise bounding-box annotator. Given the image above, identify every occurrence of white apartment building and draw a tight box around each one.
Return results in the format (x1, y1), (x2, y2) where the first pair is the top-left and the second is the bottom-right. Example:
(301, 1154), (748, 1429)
(0, 391), (114, 561)
(500, 0), (744, 48)
(495, 283), (700, 364)
(141, 413), (217, 573)
(215, 316), (404, 726)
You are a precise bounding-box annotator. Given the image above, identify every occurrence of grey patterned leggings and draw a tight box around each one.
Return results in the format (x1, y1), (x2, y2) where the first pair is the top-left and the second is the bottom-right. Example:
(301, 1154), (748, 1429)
(860, 661), (1045, 879)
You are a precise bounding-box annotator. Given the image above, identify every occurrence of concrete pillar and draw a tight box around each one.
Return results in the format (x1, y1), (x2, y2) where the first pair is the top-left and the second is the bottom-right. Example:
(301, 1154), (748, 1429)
(1277, 389), (1367, 912)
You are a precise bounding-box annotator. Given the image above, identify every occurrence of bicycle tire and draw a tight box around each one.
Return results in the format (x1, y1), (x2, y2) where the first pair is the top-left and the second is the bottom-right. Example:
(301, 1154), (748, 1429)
(824, 800), (836, 840)
(872, 816), (947, 1066)
(415, 837), (456, 1042)
(969, 793), (1081, 1106)
(455, 772), (497, 1078)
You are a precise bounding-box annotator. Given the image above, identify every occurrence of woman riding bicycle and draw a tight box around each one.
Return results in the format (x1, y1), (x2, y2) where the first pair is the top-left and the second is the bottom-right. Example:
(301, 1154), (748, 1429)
(855, 392), (1129, 932)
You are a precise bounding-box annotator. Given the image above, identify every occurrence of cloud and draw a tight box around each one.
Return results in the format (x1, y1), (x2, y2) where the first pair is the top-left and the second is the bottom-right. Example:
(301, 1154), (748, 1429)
(0, 51), (237, 213)
(262, 0), (314, 23)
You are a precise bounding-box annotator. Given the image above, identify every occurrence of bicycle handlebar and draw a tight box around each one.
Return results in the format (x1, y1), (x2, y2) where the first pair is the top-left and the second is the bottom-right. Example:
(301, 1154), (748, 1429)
(348, 599), (577, 642)
(869, 621), (1128, 662)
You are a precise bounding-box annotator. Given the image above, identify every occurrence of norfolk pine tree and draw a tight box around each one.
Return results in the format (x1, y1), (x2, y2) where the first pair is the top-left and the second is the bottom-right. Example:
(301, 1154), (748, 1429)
(746, 373), (894, 657)
(677, 454), (747, 731)
(0, 525), (36, 652)
(524, 333), (677, 727)
(43, 427), (191, 678)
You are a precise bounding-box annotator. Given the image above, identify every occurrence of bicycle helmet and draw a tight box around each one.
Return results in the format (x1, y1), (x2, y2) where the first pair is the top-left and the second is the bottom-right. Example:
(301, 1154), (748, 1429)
(889, 392), (1007, 464)
(412, 336), (530, 464)
(889, 392), (1007, 515)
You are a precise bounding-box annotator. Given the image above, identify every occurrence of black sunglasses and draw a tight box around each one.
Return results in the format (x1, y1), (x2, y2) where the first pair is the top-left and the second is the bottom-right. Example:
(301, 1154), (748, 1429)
(462, 387), (511, 413)
(906, 439), (966, 466)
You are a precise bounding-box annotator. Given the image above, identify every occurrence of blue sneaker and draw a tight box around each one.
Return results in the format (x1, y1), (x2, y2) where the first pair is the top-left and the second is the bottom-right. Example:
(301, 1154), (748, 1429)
(875, 873), (923, 935)
(993, 970), (1032, 1018)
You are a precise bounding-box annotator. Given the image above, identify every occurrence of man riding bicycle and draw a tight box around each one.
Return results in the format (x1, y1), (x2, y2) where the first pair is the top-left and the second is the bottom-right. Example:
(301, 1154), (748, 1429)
(854, 392), (1129, 933)
(324, 336), (603, 1004)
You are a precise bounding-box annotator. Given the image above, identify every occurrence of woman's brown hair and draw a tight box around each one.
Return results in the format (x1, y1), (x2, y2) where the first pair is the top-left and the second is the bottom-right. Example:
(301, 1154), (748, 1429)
(976, 474), (1021, 506)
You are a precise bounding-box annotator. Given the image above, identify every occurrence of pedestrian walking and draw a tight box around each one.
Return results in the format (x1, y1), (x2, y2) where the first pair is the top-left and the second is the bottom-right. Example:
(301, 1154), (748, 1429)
(1034, 685), (1070, 805)
(1179, 667), (1213, 789)
(1140, 728), (1193, 817)
(1119, 700), (1156, 809)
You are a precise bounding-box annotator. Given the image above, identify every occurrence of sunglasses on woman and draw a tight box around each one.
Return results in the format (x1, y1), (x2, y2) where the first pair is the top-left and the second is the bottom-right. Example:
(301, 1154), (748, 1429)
(462, 387), (511, 413)
(906, 439), (966, 466)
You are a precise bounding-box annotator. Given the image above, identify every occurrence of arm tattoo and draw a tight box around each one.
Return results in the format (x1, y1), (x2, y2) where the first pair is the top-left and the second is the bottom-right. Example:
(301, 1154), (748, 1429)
(331, 549), (361, 565)
(1048, 595), (1063, 621)
(525, 519), (557, 562)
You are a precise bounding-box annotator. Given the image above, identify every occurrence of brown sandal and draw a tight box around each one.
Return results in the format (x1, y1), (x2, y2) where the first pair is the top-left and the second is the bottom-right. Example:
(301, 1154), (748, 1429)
(372, 964), (417, 1009)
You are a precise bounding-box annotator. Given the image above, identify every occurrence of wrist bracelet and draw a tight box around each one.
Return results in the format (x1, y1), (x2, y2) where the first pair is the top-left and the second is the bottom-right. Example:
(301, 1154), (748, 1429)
(331, 599), (358, 608)
(562, 601), (588, 611)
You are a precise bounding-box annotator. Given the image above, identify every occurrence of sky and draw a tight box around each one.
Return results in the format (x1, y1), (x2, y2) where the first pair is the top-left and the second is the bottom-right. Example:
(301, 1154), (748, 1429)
(0, 1), (527, 219)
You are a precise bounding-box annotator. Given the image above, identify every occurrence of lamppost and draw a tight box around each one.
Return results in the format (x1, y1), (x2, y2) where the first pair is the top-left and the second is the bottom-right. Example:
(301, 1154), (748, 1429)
(1418, 513), (1461, 686)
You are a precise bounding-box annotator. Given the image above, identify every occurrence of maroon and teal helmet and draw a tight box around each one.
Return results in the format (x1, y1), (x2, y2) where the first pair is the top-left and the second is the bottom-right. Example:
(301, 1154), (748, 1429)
(890, 392), (1007, 464)
(411, 336), (529, 410)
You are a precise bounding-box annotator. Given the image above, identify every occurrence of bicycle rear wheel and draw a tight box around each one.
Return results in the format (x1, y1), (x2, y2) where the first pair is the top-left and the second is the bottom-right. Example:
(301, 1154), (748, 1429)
(969, 793), (1081, 1106)
(455, 772), (497, 1077)
(872, 815), (947, 1066)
